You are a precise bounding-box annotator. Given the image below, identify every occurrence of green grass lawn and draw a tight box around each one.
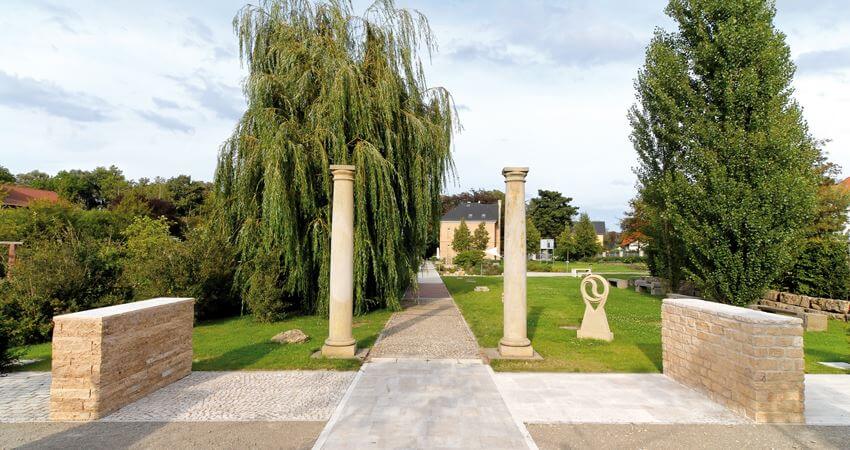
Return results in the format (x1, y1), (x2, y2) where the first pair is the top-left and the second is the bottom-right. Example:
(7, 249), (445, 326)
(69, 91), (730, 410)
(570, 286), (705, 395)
(445, 276), (849, 374)
(12, 309), (392, 372)
(804, 318), (850, 374)
(526, 261), (648, 274)
(446, 276), (664, 372)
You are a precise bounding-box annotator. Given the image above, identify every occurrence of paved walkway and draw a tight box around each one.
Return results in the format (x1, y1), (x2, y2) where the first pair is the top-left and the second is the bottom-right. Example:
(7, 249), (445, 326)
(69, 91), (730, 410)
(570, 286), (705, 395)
(368, 263), (479, 360)
(314, 359), (533, 449)
(315, 263), (534, 449)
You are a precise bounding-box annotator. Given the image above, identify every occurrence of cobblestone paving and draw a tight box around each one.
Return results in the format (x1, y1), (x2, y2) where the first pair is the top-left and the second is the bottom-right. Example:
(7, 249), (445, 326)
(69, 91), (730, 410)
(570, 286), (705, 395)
(0, 372), (51, 423)
(369, 263), (480, 360)
(103, 371), (354, 421)
(1, 371), (353, 423)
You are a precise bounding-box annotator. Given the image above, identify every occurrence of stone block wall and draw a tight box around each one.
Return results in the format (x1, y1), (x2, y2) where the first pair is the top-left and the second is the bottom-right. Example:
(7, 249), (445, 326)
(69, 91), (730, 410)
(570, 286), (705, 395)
(662, 298), (804, 423)
(50, 298), (194, 421)
(761, 290), (849, 321)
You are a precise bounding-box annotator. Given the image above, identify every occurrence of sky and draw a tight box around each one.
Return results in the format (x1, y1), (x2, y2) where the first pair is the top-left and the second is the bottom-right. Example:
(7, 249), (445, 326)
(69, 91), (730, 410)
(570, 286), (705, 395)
(1, 1), (849, 231)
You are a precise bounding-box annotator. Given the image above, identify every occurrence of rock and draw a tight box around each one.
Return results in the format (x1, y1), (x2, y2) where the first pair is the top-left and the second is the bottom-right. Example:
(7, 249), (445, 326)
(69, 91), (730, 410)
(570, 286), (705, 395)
(474, 286), (490, 292)
(764, 290), (780, 302)
(271, 329), (309, 344)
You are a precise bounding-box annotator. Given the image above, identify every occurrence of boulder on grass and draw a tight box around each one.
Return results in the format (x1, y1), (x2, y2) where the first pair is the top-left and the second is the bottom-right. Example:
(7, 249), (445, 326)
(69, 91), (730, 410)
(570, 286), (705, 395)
(271, 329), (310, 344)
(474, 286), (490, 292)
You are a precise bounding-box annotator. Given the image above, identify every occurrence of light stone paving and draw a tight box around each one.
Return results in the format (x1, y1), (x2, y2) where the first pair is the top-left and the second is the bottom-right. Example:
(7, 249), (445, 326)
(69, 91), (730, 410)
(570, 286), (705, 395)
(313, 359), (534, 449)
(495, 373), (850, 425)
(495, 373), (745, 424)
(805, 374), (850, 425)
(0, 372), (51, 422)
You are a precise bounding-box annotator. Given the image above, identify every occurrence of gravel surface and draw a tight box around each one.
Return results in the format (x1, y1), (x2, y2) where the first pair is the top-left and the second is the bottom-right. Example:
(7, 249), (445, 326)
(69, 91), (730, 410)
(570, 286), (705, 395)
(527, 423), (850, 449)
(0, 421), (325, 449)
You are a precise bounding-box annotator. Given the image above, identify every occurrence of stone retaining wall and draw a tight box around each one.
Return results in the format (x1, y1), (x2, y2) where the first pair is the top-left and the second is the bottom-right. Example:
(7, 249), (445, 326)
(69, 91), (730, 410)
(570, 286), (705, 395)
(761, 290), (849, 321)
(662, 298), (804, 423)
(50, 297), (194, 421)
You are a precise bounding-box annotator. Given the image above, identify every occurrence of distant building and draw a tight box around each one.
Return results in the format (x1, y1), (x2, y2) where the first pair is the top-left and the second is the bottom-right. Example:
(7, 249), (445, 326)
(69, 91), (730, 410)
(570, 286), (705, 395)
(439, 202), (501, 265)
(620, 232), (646, 257)
(1, 185), (59, 208)
(591, 221), (606, 246)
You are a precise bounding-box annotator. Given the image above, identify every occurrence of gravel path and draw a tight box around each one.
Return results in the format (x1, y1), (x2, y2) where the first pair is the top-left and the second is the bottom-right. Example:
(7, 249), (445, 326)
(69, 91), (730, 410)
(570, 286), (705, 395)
(368, 263), (480, 360)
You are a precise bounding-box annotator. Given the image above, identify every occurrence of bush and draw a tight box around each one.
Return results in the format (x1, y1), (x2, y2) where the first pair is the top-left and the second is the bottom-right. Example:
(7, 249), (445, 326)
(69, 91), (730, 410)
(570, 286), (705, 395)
(0, 230), (130, 344)
(0, 306), (20, 374)
(121, 217), (239, 321)
(454, 250), (484, 271)
(779, 236), (850, 299)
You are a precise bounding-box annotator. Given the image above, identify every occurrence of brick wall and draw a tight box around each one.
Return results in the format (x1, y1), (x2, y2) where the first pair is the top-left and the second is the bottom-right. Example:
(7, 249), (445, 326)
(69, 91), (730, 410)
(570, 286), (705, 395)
(661, 298), (804, 423)
(50, 297), (194, 421)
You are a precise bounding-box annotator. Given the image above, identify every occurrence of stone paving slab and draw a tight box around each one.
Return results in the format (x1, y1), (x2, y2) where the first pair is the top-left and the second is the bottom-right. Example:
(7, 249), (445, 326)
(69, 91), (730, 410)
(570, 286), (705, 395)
(313, 359), (534, 449)
(495, 373), (747, 424)
(804, 375), (850, 426)
(0, 372), (50, 423)
(496, 373), (850, 425)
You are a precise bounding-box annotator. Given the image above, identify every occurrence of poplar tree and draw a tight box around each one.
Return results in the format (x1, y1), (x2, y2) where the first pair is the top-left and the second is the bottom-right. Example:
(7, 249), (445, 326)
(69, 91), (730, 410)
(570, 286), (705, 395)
(214, 0), (456, 319)
(472, 222), (490, 251)
(630, 0), (820, 305)
(451, 219), (472, 253)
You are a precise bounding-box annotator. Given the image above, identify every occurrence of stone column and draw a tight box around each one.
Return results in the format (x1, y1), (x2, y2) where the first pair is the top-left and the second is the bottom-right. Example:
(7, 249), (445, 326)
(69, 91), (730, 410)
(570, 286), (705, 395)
(499, 167), (534, 357)
(322, 165), (357, 358)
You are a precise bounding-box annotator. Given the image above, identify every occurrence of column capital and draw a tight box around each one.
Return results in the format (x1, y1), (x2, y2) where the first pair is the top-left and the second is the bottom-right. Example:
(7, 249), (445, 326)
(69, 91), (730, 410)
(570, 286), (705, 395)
(330, 165), (355, 181)
(502, 167), (529, 182)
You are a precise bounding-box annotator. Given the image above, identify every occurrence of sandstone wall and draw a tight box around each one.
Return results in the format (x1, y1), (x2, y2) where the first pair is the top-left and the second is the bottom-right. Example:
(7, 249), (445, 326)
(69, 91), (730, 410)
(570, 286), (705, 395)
(761, 290), (849, 321)
(50, 297), (194, 421)
(662, 298), (804, 423)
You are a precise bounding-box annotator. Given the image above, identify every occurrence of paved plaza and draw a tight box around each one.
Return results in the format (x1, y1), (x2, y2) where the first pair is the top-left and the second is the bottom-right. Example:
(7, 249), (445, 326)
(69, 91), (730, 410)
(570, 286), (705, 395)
(1, 371), (353, 423)
(1, 263), (849, 449)
(495, 373), (745, 424)
(0, 372), (50, 423)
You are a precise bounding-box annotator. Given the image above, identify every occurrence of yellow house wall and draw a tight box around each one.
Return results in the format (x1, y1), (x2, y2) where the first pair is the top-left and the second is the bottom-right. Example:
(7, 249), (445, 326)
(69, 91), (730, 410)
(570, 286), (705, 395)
(439, 220), (500, 265)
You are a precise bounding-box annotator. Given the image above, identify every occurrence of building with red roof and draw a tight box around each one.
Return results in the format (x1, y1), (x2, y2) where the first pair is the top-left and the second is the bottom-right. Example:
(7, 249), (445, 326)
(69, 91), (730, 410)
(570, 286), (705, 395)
(1, 185), (59, 207)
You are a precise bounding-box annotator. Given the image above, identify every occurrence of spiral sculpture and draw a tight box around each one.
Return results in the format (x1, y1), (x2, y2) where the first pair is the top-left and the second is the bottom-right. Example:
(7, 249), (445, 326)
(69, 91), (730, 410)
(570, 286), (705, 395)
(577, 274), (614, 341)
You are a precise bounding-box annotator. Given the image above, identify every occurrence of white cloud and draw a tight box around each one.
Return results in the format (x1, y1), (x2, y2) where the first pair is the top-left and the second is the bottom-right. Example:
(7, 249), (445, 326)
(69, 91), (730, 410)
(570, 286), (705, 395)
(1, 0), (849, 231)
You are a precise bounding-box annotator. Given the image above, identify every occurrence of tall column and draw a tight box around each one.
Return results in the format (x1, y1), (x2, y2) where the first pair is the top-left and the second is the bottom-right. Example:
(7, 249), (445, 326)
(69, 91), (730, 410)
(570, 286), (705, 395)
(322, 165), (357, 358)
(500, 167), (534, 357)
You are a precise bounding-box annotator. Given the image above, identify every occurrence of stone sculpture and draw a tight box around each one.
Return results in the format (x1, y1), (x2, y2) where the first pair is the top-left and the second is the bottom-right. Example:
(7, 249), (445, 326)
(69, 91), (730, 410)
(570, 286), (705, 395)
(577, 274), (614, 341)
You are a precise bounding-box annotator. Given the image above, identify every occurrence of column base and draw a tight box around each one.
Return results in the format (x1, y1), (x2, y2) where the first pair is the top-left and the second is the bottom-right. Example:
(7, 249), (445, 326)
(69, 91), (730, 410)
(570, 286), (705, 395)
(321, 343), (357, 358)
(498, 343), (535, 358)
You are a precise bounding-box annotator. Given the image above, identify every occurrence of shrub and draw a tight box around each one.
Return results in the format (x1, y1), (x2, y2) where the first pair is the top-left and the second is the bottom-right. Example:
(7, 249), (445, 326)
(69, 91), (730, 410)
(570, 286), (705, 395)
(779, 236), (850, 299)
(454, 250), (484, 271)
(121, 217), (239, 320)
(0, 230), (130, 343)
(0, 301), (20, 374)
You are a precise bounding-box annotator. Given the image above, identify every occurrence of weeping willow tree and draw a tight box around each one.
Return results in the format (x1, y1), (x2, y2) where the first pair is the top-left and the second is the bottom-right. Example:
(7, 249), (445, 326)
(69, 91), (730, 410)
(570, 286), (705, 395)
(213, 0), (456, 321)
